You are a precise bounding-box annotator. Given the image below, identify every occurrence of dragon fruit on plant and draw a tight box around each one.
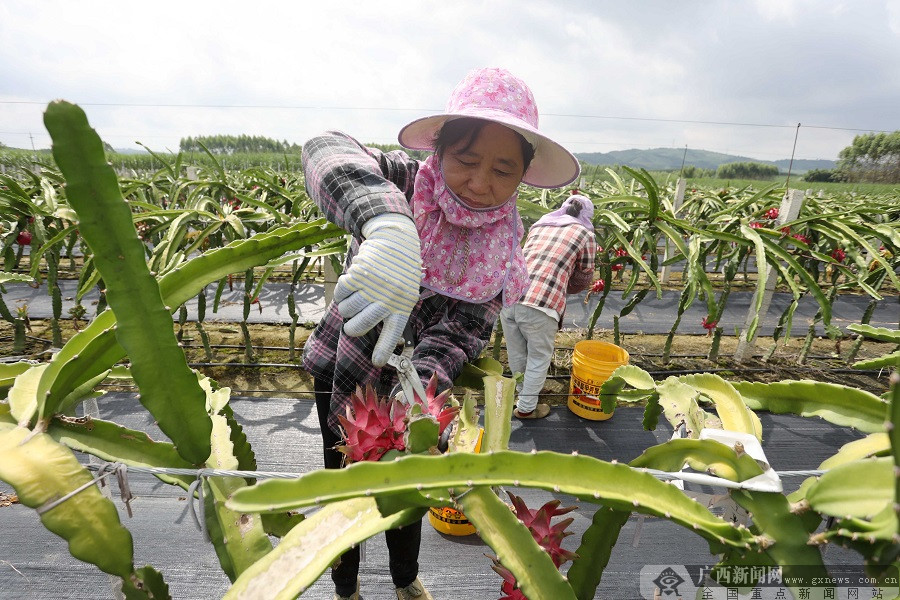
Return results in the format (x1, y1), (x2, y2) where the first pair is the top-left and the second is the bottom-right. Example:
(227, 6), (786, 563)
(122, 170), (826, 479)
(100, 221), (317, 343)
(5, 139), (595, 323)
(337, 384), (407, 463)
(338, 375), (459, 462)
(413, 373), (459, 436)
(488, 492), (578, 599)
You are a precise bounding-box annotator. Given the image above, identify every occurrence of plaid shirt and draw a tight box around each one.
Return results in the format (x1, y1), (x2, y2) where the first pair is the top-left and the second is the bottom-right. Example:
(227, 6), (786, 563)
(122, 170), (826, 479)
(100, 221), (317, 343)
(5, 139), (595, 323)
(517, 224), (597, 320)
(301, 132), (502, 431)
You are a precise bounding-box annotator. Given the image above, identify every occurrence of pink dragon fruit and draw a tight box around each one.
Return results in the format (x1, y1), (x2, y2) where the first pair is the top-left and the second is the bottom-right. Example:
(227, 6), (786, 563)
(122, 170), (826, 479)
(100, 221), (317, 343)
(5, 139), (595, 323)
(488, 493), (578, 599)
(489, 559), (527, 600)
(414, 374), (459, 436)
(337, 384), (407, 462)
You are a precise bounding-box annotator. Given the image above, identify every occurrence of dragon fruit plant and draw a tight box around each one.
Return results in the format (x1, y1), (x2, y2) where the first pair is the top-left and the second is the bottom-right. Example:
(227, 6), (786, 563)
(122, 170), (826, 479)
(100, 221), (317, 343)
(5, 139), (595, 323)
(0, 101), (344, 598)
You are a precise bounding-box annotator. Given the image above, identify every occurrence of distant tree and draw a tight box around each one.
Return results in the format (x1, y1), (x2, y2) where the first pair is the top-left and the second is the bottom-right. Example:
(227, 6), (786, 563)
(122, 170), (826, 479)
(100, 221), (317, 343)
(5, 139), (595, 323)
(681, 165), (715, 178)
(836, 131), (900, 183)
(366, 142), (429, 160)
(179, 134), (301, 155)
(802, 168), (840, 183)
(716, 161), (779, 180)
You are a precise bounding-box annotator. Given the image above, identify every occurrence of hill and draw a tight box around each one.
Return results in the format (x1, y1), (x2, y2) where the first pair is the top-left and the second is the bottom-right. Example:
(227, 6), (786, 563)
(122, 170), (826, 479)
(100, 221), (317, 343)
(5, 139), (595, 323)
(574, 148), (836, 174)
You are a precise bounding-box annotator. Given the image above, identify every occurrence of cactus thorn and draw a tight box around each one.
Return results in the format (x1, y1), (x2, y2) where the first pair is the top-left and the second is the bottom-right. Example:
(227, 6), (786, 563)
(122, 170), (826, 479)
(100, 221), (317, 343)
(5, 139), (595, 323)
(364, 490), (371, 496)
(424, 493), (431, 499)
(733, 441), (745, 456)
(416, 484), (423, 491)
(611, 459), (618, 465)
(632, 499), (639, 507)
(571, 450), (578, 456)
(530, 448), (537, 454)
(466, 480), (473, 487)
(886, 421), (895, 432)
(692, 523), (699, 530)
(314, 497), (320, 504)
(593, 492), (601, 499)
(554, 486), (561, 493)
(513, 480), (520, 486)
(664, 511), (671, 518)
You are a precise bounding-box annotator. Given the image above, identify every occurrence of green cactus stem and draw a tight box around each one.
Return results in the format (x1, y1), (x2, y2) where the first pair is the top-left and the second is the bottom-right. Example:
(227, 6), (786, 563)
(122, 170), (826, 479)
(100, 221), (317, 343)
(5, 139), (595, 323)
(707, 327), (722, 362)
(732, 380), (888, 433)
(566, 506), (631, 600)
(227, 451), (754, 549)
(0, 427), (135, 577)
(798, 323), (816, 365)
(44, 101), (212, 463)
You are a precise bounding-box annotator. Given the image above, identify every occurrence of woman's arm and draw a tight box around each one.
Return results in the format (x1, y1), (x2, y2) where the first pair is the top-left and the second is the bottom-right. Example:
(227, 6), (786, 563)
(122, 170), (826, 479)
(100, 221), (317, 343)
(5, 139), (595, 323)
(301, 131), (420, 237)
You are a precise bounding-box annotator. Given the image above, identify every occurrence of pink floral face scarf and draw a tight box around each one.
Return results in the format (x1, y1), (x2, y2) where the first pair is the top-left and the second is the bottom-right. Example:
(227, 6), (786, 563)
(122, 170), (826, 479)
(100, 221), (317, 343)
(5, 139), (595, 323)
(411, 154), (528, 306)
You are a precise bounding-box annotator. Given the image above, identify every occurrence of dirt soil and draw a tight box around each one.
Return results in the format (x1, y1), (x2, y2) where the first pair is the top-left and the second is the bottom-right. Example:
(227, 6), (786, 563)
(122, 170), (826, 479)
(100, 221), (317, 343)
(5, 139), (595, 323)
(2, 320), (894, 402)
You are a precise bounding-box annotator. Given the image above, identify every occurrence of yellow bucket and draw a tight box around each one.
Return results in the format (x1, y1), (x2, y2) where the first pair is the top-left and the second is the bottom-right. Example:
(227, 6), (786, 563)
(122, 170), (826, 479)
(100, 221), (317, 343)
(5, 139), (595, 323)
(567, 340), (629, 421)
(428, 428), (483, 536)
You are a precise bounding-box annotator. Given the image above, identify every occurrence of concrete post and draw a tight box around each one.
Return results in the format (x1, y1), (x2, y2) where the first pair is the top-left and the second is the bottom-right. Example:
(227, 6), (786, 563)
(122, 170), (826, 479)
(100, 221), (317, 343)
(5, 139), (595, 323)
(660, 178), (687, 284)
(734, 188), (805, 361)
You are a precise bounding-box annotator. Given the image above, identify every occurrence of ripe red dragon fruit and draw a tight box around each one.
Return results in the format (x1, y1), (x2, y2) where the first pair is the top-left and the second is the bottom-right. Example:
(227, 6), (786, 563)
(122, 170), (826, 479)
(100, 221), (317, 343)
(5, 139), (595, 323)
(415, 374), (459, 436)
(337, 384), (406, 462)
(489, 493), (578, 599)
(16, 230), (32, 246)
(489, 559), (527, 600)
(508, 493), (578, 568)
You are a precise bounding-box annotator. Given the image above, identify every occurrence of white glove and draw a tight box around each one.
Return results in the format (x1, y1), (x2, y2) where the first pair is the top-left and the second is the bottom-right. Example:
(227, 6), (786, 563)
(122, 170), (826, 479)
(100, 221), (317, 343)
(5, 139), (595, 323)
(335, 213), (422, 366)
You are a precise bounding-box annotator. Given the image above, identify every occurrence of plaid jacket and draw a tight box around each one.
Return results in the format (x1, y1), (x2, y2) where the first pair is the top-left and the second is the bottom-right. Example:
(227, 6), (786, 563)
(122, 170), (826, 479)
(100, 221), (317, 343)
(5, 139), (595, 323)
(517, 223), (597, 320)
(301, 131), (502, 432)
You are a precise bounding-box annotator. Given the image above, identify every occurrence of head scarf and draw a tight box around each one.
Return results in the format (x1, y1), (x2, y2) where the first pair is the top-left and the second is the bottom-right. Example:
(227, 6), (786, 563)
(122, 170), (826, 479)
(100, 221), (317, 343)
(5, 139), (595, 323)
(530, 194), (595, 231)
(411, 155), (528, 306)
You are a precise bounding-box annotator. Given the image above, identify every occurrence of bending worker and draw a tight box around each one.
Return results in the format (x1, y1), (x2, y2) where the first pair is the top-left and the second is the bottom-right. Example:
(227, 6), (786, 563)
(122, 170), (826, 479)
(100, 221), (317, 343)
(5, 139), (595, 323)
(500, 193), (597, 419)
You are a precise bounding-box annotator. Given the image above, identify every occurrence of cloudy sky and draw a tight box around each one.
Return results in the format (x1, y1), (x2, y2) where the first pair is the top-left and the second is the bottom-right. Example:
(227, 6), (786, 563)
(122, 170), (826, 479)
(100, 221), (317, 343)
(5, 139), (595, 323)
(2, 0), (898, 161)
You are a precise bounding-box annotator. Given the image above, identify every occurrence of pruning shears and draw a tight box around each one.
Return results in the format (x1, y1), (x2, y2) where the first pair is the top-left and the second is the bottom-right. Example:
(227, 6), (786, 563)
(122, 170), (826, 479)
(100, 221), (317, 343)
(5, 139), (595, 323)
(386, 324), (426, 404)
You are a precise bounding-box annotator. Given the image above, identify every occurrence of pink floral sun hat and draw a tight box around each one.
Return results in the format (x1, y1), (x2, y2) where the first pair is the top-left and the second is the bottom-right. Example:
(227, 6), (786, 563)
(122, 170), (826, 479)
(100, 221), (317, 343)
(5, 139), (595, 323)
(398, 67), (580, 189)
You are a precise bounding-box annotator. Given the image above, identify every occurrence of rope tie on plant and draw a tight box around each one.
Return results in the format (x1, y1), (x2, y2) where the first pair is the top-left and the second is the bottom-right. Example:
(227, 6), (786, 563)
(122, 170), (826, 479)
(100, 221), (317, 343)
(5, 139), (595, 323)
(35, 462), (133, 517)
(97, 462), (134, 518)
(186, 474), (209, 542)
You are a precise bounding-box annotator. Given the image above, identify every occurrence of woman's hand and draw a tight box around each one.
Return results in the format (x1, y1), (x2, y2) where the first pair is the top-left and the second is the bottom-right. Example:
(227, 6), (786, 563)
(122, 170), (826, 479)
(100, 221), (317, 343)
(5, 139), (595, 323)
(335, 213), (422, 366)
